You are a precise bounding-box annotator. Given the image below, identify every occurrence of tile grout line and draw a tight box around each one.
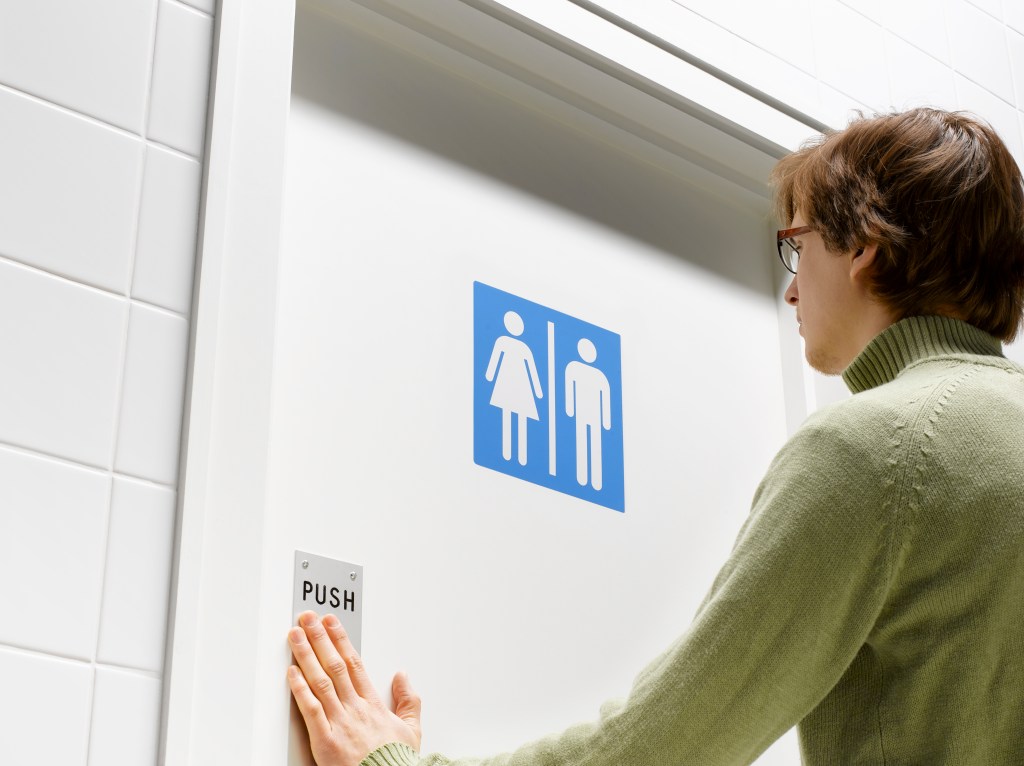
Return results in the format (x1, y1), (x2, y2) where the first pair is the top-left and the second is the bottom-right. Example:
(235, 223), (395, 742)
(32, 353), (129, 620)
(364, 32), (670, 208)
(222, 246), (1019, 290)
(85, 0), (167, 761)
(0, 439), (177, 490)
(0, 642), (162, 679)
(0, 81), (202, 162)
(0, 253), (189, 320)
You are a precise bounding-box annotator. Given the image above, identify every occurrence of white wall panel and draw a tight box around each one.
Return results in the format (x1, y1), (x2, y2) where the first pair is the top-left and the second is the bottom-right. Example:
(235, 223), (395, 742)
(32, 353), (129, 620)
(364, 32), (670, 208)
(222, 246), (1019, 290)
(1008, 29), (1024, 109)
(0, 88), (143, 293)
(0, 0), (157, 132)
(89, 667), (163, 766)
(148, 0), (215, 157)
(955, 74), (1024, 161)
(0, 647), (93, 765)
(0, 260), (127, 467)
(0, 446), (110, 659)
(811, 0), (891, 110)
(133, 145), (203, 314)
(885, 32), (959, 110)
(1008, 0), (1024, 34)
(97, 478), (177, 672)
(947, 0), (1015, 104)
(115, 304), (190, 484)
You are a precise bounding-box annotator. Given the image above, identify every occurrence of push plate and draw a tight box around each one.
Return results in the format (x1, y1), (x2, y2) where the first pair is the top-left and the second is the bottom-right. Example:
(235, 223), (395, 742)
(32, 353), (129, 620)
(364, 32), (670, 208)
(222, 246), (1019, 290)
(292, 550), (363, 652)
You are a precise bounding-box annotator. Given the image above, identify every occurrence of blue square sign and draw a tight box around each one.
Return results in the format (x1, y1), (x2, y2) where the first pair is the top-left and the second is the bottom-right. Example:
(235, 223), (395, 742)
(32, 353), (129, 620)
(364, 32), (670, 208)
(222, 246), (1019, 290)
(473, 281), (625, 512)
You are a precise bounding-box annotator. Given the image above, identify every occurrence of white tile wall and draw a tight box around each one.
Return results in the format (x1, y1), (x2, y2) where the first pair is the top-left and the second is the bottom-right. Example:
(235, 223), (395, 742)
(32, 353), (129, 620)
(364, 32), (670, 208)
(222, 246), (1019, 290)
(0, 647), (94, 765)
(0, 446), (110, 659)
(0, 88), (144, 293)
(97, 478), (177, 672)
(956, 73), (1024, 160)
(88, 667), (163, 765)
(0, 260), (127, 467)
(148, 0), (215, 157)
(885, 32), (959, 111)
(812, 0), (891, 110)
(133, 145), (203, 314)
(947, 0), (1015, 104)
(0, 0), (157, 132)
(114, 304), (190, 484)
(0, 0), (214, 763)
(1008, 0), (1024, 34)
(1008, 29), (1024, 108)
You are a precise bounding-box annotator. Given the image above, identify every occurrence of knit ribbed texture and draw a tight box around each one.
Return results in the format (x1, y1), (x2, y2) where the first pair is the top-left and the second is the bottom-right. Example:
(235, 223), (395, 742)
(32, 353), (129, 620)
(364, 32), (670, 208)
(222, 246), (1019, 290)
(366, 317), (1024, 766)
(362, 742), (419, 766)
(843, 315), (1002, 393)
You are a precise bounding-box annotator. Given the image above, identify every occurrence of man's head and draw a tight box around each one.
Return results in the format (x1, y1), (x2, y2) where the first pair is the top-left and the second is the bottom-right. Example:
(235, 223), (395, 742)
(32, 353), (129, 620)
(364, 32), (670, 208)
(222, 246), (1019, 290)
(771, 108), (1024, 368)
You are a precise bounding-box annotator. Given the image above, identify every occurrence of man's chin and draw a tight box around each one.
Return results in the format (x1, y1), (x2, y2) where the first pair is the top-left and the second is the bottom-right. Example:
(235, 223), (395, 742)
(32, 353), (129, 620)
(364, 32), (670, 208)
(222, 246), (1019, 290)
(805, 347), (845, 376)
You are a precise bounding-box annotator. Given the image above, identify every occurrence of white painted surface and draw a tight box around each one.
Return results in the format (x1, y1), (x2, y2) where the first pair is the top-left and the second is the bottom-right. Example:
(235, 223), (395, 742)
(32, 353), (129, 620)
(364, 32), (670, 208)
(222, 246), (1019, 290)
(89, 666), (164, 765)
(133, 145), (204, 314)
(0, 0), (157, 132)
(115, 304), (191, 484)
(0, 446), (110, 659)
(97, 478), (178, 672)
(0, 260), (127, 467)
(0, 647), (94, 764)
(148, 0), (215, 157)
(0, 88), (143, 293)
(947, 0), (1015, 104)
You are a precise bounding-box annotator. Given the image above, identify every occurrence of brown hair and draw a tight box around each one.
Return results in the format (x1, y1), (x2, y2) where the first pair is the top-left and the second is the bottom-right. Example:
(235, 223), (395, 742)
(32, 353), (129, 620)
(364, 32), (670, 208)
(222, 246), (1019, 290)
(771, 108), (1024, 341)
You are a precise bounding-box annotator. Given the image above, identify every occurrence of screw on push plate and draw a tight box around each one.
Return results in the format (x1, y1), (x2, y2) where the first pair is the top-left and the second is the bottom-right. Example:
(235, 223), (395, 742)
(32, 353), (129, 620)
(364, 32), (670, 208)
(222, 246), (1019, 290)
(301, 560), (309, 569)
(350, 572), (357, 581)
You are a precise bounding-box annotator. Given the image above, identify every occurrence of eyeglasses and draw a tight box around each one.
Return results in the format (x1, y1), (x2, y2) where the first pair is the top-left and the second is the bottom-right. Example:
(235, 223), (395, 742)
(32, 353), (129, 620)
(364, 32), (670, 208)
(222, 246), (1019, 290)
(777, 226), (811, 275)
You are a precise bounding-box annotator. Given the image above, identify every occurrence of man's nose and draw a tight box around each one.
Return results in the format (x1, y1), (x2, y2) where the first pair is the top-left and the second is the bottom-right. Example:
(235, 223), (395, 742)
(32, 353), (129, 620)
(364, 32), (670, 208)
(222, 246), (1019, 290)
(784, 275), (798, 305)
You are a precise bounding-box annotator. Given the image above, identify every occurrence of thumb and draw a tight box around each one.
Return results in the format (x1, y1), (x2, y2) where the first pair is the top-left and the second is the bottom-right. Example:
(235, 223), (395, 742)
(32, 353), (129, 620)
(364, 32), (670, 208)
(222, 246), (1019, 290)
(392, 672), (422, 732)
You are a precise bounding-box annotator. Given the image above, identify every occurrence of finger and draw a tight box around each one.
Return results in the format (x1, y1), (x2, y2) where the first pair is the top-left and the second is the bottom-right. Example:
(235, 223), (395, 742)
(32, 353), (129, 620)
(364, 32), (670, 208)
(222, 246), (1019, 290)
(287, 664), (332, 740)
(322, 614), (380, 704)
(289, 624), (344, 716)
(392, 671), (422, 738)
(299, 611), (359, 705)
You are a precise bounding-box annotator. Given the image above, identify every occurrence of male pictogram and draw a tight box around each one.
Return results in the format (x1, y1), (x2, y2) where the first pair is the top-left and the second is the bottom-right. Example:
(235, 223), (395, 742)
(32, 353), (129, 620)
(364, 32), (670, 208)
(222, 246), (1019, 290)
(564, 338), (611, 490)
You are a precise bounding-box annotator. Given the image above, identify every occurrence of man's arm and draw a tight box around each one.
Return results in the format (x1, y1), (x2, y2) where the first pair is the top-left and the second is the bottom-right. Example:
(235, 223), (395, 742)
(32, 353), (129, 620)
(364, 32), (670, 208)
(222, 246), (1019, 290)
(291, 407), (899, 766)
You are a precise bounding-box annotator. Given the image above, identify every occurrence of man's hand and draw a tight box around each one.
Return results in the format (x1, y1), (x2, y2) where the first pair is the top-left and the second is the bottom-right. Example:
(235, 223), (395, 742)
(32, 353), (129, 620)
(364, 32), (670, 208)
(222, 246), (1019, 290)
(287, 611), (422, 766)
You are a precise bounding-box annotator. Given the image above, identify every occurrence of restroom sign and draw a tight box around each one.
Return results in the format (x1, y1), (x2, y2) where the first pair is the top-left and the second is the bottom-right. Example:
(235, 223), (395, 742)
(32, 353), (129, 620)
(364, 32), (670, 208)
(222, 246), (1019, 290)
(473, 281), (625, 512)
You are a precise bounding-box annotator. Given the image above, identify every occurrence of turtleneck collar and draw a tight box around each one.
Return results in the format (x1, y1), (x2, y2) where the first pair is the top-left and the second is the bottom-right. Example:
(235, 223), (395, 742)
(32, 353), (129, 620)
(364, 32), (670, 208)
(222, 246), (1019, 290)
(842, 315), (1004, 394)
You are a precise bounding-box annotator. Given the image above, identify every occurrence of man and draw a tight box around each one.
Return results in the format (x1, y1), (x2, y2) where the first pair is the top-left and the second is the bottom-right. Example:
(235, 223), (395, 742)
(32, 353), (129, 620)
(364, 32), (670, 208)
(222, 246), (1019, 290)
(286, 108), (1024, 764)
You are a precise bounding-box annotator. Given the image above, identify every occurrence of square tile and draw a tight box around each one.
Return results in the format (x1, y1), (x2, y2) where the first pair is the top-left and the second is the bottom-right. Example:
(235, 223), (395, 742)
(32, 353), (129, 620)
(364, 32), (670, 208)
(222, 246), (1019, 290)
(0, 89), (143, 293)
(0, 260), (128, 467)
(89, 667), (162, 766)
(0, 0), (157, 132)
(947, 0), (1015, 103)
(812, 0), (891, 110)
(1008, 0), (1024, 34)
(0, 648), (93, 765)
(882, 0), (951, 63)
(885, 33), (958, 110)
(955, 74), (1024, 162)
(148, 0), (215, 157)
(97, 478), (177, 672)
(133, 145), (202, 314)
(0, 446), (110, 659)
(114, 304), (190, 484)
(1007, 29), (1024, 109)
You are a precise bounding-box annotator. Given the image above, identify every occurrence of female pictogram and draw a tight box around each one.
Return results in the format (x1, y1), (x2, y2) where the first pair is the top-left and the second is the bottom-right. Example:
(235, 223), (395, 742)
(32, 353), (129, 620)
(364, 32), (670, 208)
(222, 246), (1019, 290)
(484, 311), (544, 466)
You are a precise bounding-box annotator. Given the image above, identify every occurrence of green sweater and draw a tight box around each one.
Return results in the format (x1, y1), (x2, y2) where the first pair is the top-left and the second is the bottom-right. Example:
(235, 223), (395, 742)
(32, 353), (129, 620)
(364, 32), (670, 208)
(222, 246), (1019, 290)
(366, 316), (1024, 766)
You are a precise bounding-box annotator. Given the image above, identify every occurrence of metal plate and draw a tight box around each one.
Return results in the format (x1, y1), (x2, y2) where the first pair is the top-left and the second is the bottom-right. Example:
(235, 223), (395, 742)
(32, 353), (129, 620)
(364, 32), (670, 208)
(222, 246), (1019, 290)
(292, 550), (363, 652)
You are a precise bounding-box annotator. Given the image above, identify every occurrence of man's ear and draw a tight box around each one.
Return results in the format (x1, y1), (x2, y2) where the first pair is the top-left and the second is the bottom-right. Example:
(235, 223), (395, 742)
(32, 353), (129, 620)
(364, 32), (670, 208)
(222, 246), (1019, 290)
(849, 243), (880, 284)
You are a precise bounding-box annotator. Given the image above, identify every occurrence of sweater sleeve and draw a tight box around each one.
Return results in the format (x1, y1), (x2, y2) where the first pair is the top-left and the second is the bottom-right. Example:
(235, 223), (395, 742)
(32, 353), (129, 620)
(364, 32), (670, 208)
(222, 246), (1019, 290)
(363, 408), (899, 766)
